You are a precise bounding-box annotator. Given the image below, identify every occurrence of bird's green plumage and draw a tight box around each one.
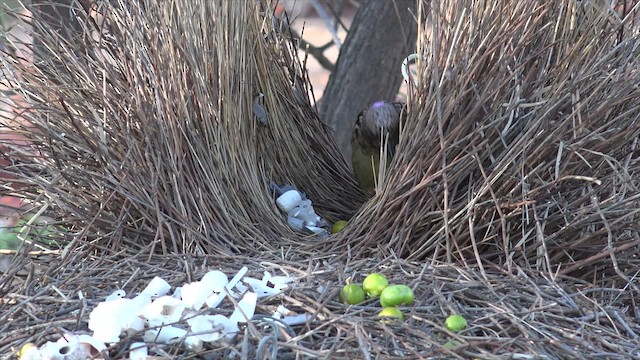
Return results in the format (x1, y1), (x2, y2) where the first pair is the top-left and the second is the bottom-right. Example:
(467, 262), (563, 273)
(351, 139), (393, 193)
(351, 101), (406, 194)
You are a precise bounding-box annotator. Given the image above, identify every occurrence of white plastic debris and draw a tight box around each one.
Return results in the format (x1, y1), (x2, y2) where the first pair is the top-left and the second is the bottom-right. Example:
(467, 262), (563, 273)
(76, 335), (107, 354)
(30, 267), (301, 357)
(276, 190), (302, 212)
(229, 292), (258, 323)
(242, 272), (292, 297)
(35, 334), (103, 360)
(144, 325), (188, 344)
(280, 314), (310, 326)
(201, 270), (229, 292)
(142, 295), (186, 327)
(290, 200), (321, 226)
(187, 315), (221, 343)
(89, 296), (147, 343)
(286, 215), (305, 231)
(181, 281), (213, 310)
(210, 314), (240, 340)
(141, 276), (171, 297)
(129, 342), (148, 360)
(184, 336), (204, 352)
(205, 266), (248, 308)
(105, 289), (126, 301)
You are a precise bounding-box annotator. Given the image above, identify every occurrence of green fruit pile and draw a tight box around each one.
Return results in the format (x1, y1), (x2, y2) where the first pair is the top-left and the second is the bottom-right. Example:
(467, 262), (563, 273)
(338, 272), (415, 322)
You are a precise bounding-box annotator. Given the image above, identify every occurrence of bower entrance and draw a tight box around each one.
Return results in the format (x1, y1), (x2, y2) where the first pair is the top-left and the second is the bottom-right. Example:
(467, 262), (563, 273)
(1, 1), (639, 358)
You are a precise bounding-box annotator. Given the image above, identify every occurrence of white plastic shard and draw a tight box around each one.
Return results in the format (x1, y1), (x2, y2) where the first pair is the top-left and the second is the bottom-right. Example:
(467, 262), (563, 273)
(276, 190), (302, 213)
(205, 266), (248, 308)
(187, 315), (224, 342)
(129, 342), (148, 360)
(209, 314), (240, 339)
(105, 289), (126, 301)
(89, 297), (147, 343)
(286, 214), (305, 230)
(38, 340), (86, 360)
(144, 325), (188, 344)
(288, 200), (321, 227)
(201, 270), (229, 292)
(229, 292), (257, 323)
(242, 272), (291, 297)
(37, 333), (107, 360)
(268, 275), (293, 288)
(142, 295), (186, 327)
(181, 281), (213, 310)
(280, 314), (309, 326)
(141, 276), (171, 297)
(184, 336), (204, 352)
(77, 334), (107, 354)
(228, 266), (248, 291)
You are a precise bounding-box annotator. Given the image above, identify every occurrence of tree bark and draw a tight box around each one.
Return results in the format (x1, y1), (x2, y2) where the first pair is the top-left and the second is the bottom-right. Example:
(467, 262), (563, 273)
(318, 0), (418, 163)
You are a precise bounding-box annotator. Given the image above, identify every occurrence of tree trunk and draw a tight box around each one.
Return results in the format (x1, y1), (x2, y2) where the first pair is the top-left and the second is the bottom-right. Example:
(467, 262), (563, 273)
(318, 0), (418, 163)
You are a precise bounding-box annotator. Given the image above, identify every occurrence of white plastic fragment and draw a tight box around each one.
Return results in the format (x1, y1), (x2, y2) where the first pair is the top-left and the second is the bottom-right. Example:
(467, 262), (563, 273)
(228, 266), (248, 291)
(205, 292), (225, 309)
(77, 334), (107, 354)
(142, 295), (186, 327)
(105, 289), (126, 301)
(210, 314), (240, 340)
(205, 266), (248, 308)
(280, 314), (310, 326)
(305, 225), (328, 235)
(141, 276), (171, 297)
(286, 215), (305, 230)
(187, 315), (224, 342)
(89, 297), (147, 343)
(184, 336), (204, 352)
(288, 200), (321, 227)
(172, 287), (183, 299)
(128, 342), (148, 360)
(234, 280), (249, 293)
(31, 268), (302, 357)
(201, 270), (229, 292)
(144, 325), (188, 344)
(181, 281), (213, 310)
(229, 292), (257, 323)
(276, 190), (302, 212)
(273, 305), (291, 318)
(268, 275), (293, 288)
(37, 334), (91, 360)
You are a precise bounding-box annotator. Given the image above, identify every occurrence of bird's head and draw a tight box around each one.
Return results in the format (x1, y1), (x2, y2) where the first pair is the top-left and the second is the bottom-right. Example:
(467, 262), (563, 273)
(354, 101), (405, 156)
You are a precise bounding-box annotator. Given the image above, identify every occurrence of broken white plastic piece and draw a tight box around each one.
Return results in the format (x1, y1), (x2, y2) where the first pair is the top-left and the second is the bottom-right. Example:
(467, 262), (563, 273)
(105, 289), (126, 301)
(201, 270), (229, 292)
(229, 292), (258, 323)
(281, 314), (309, 326)
(288, 200), (321, 227)
(276, 190), (302, 213)
(205, 266), (247, 308)
(185, 336), (204, 352)
(286, 215), (305, 230)
(187, 316), (219, 342)
(89, 297), (147, 343)
(142, 295), (186, 327)
(36, 333), (106, 360)
(242, 272), (292, 297)
(144, 325), (188, 344)
(141, 276), (171, 297)
(181, 281), (213, 310)
(129, 342), (148, 360)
